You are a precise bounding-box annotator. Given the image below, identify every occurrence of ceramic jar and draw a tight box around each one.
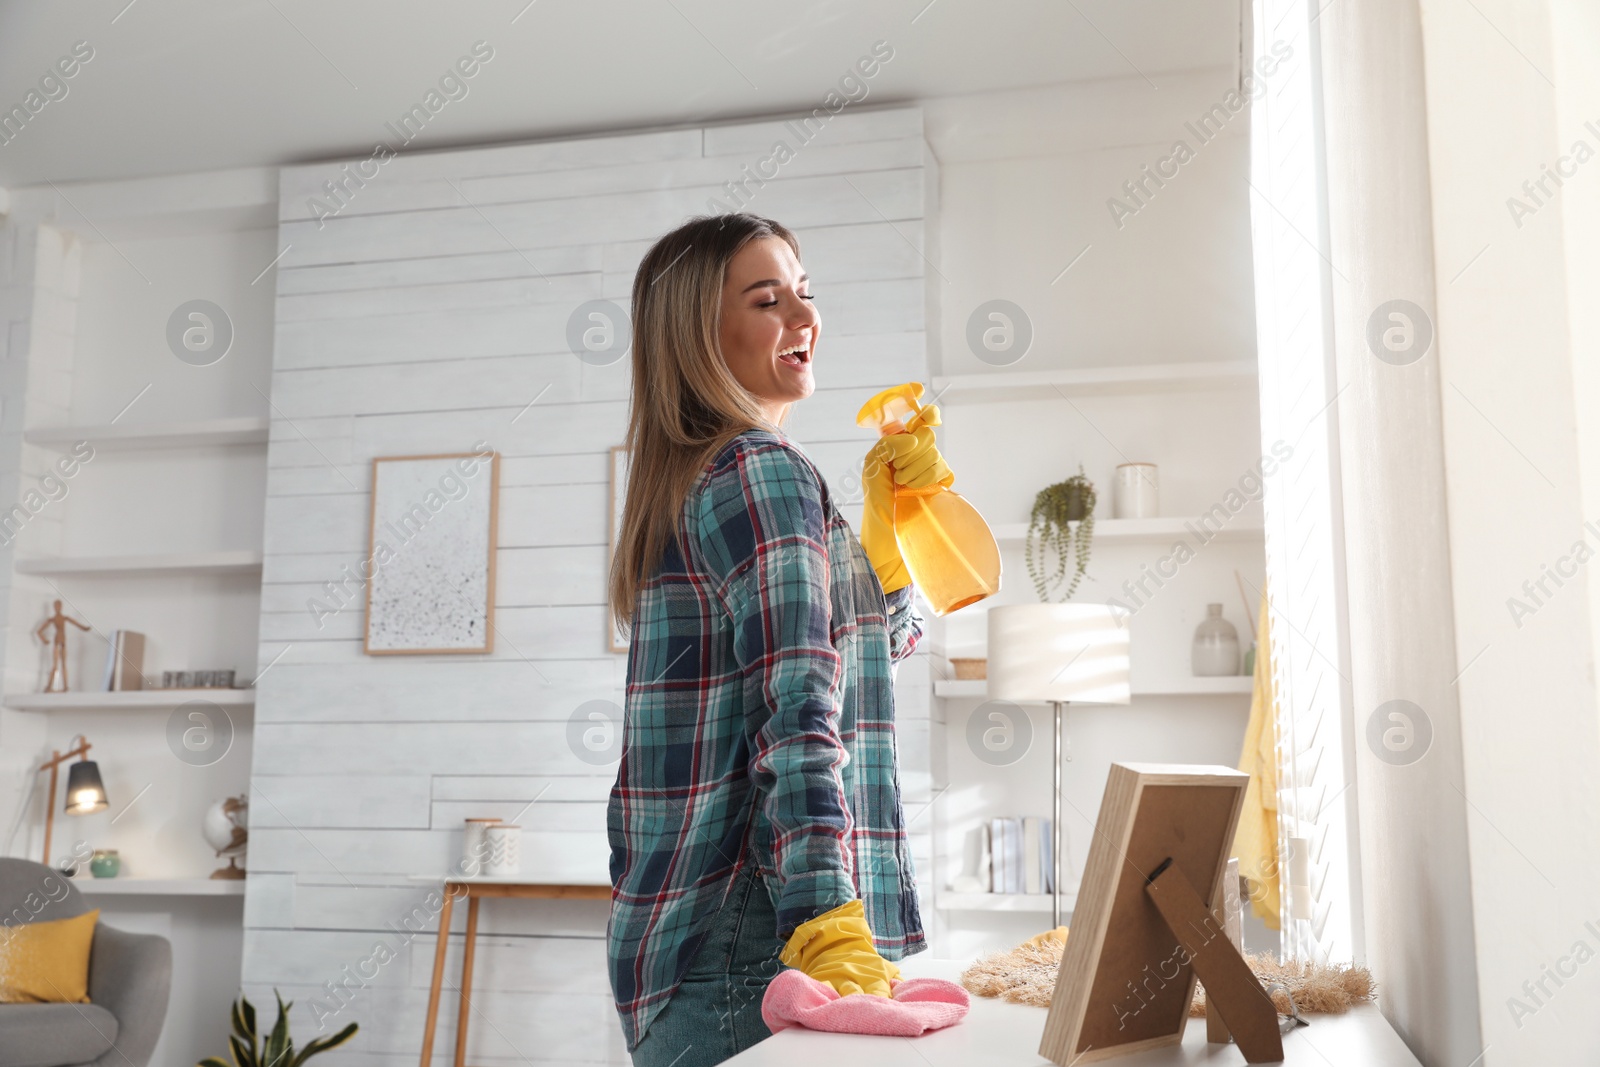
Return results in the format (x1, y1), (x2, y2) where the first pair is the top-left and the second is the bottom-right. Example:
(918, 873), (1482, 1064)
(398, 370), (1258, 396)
(462, 818), (499, 876)
(486, 824), (522, 876)
(1113, 463), (1159, 519)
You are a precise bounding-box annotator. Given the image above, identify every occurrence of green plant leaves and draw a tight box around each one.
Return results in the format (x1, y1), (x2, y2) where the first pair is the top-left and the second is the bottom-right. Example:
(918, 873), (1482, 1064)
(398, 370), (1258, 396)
(1025, 467), (1097, 601)
(229, 995), (258, 1065)
(264, 992), (293, 1067)
(199, 990), (358, 1067)
(290, 1022), (360, 1067)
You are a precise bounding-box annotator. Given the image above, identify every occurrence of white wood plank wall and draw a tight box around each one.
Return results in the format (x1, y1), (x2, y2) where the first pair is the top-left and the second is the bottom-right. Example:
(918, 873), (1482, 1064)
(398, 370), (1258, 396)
(245, 106), (935, 1067)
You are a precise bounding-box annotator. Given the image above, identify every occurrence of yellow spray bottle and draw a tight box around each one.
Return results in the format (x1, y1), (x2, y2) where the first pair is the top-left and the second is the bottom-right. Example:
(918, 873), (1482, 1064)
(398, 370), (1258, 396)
(856, 383), (1002, 616)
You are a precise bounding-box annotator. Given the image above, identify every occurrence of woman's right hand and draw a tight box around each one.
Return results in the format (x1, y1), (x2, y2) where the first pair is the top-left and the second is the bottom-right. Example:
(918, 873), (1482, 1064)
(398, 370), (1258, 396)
(858, 403), (953, 595)
(779, 898), (900, 997)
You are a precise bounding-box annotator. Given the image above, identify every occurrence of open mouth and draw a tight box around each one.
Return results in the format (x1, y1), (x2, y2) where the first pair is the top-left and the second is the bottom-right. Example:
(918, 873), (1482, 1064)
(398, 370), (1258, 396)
(777, 340), (811, 367)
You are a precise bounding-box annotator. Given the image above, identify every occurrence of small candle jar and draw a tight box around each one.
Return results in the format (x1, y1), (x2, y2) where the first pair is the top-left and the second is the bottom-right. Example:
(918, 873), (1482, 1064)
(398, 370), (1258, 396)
(90, 849), (121, 878)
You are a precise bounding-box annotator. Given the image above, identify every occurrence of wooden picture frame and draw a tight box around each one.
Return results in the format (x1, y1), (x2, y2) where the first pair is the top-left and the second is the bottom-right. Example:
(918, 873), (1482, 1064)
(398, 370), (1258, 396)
(1039, 762), (1281, 1064)
(364, 450), (499, 655)
(607, 445), (630, 654)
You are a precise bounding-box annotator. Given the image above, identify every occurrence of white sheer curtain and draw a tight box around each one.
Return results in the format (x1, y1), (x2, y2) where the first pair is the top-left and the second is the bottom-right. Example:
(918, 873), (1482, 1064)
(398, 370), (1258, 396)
(1245, 0), (1361, 966)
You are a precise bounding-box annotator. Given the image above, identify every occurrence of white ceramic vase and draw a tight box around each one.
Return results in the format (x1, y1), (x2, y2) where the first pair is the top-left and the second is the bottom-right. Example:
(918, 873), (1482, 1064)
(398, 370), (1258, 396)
(486, 823), (522, 877)
(1191, 603), (1241, 676)
(462, 818), (499, 875)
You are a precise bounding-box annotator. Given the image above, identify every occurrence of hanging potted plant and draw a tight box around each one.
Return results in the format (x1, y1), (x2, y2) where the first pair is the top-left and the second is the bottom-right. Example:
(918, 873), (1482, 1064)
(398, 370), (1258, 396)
(986, 467), (1126, 706)
(1024, 465), (1097, 601)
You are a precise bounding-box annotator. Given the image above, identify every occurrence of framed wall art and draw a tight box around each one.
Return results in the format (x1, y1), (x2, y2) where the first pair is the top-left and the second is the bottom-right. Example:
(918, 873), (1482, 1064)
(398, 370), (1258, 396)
(364, 448), (499, 655)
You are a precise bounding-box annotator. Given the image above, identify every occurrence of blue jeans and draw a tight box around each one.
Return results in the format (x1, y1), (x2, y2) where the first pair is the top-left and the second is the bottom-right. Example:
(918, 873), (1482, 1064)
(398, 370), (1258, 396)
(630, 858), (783, 1067)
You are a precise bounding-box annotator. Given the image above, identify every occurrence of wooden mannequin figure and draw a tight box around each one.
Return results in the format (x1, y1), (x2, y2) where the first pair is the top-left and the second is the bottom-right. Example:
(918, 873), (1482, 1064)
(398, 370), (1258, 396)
(37, 599), (91, 693)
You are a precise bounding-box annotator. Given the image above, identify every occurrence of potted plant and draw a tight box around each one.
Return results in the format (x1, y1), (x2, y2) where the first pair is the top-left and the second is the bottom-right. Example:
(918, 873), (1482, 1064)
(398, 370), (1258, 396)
(198, 990), (357, 1067)
(1024, 465), (1097, 601)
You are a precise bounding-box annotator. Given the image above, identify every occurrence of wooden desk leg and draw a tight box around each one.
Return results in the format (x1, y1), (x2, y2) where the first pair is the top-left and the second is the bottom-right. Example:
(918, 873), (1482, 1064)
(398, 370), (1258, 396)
(419, 887), (457, 1067)
(454, 895), (481, 1067)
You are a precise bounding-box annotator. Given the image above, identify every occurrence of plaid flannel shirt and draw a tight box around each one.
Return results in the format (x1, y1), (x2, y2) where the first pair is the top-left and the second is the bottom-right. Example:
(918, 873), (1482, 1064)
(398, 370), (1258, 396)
(605, 429), (927, 1051)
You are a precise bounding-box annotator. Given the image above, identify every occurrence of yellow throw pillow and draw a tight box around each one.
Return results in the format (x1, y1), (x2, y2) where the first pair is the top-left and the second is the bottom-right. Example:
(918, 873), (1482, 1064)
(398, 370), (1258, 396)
(0, 908), (98, 1003)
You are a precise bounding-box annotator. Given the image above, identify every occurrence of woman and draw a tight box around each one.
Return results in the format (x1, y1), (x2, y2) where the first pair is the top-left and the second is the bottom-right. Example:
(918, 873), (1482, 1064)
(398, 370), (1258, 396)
(605, 212), (953, 1067)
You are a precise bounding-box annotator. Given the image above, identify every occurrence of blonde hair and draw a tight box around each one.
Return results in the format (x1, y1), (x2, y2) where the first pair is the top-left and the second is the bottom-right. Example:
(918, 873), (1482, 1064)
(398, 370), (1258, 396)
(607, 213), (802, 634)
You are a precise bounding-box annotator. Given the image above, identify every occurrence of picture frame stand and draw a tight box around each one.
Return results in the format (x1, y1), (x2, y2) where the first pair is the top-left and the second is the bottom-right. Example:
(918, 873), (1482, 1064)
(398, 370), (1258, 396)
(1144, 857), (1284, 1063)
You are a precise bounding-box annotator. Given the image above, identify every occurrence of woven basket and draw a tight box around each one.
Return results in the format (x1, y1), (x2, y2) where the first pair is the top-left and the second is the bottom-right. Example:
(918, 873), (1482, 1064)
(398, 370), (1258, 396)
(950, 657), (988, 680)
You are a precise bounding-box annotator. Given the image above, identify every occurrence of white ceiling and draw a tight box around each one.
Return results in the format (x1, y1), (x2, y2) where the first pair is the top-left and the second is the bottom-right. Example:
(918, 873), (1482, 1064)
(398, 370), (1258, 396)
(0, 0), (1240, 188)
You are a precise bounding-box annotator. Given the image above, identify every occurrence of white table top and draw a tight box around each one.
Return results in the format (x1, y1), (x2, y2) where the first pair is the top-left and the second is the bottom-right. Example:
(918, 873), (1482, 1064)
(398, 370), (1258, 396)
(726, 957), (1422, 1066)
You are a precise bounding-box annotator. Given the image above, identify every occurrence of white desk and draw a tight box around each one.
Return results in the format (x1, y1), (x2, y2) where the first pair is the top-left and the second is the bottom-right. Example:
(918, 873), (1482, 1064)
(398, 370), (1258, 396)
(726, 957), (1422, 1066)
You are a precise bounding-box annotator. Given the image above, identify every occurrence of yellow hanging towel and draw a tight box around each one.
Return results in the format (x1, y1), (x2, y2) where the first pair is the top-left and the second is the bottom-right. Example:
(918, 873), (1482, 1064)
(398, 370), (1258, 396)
(1231, 582), (1281, 929)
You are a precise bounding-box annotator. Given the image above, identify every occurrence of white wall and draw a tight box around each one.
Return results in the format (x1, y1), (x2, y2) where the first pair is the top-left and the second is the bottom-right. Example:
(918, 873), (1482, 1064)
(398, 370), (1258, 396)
(914, 74), (1271, 957)
(0, 185), (275, 1067)
(923, 73), (1257, 378)
(1558, 3), (1600, 699)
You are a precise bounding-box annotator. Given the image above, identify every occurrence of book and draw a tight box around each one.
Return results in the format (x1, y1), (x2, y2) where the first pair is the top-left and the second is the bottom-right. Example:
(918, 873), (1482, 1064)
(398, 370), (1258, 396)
(1024, 815), (1043, 894)
(100, 630), (120, 692)
(985, 819), (998, 895)
(1042, 816), (1054, 894)
(1006, 817), (1023, 893)
(108, 631), (145, 691)
(978, 820), (993, 891)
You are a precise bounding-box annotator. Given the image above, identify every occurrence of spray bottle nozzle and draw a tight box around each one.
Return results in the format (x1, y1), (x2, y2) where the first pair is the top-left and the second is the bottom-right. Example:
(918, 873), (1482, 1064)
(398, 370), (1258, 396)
(856, 382), (928, 437)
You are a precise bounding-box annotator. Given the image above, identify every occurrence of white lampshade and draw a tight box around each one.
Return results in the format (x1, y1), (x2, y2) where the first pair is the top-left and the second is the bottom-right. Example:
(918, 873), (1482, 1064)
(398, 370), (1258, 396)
(987, 603), (1131, 704)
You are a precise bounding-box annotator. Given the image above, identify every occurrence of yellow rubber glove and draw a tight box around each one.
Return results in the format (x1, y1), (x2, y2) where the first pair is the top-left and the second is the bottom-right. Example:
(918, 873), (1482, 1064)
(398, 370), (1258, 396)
(779, 898), (901, 998)
(858, 404), (954, 596)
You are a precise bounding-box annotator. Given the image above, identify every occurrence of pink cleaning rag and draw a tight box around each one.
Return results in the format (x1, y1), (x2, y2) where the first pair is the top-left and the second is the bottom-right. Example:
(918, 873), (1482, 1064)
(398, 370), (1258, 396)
(760, 970), (970, 1037)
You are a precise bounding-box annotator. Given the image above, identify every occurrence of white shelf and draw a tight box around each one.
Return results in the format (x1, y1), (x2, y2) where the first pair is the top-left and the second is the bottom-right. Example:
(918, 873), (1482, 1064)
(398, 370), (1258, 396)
(990, 516), (1264, 544)
(935, 891), (1073, 913)
(5, 689), (255, 712)
(931, 360), (1257, 405)
(404, 874), (611, 887)
(935, 676), (1253, 699)
(1136, 676), (1255, 695)
(14, 550), (264, 577)
(24, 416), (270, 452)
(70, 877), (245, 896)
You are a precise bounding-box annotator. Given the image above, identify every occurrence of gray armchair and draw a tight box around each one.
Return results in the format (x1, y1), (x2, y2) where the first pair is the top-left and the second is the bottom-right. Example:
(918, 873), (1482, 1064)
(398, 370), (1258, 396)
(0, 858), (171, 1067)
